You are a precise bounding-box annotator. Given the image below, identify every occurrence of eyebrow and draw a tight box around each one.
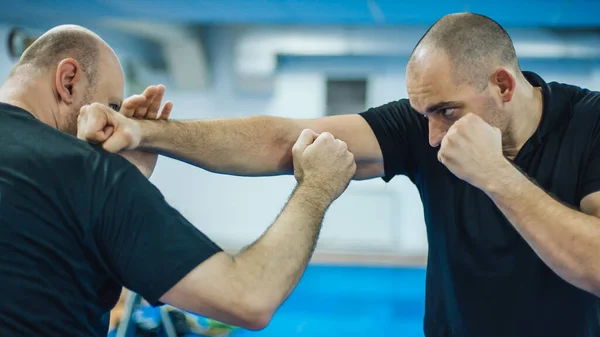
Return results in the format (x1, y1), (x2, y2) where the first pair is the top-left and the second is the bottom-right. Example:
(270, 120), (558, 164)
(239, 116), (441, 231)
(425, 101), (460, 113)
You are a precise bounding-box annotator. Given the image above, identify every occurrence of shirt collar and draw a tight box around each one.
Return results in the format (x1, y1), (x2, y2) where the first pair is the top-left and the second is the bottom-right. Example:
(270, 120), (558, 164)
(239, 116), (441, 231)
(522, 71), (569, 142)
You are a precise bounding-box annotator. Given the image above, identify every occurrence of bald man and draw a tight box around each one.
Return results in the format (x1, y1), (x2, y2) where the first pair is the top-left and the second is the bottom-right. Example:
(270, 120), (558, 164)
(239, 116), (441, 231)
(80, 13), (600, 337)
(0, 25), (356, 336)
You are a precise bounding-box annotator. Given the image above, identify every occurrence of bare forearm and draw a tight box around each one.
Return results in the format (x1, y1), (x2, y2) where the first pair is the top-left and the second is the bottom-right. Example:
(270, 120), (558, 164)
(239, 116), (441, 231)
(484, 161), (600, 295)
(233, 184), (331, 311)
(138, 117), (298, 176)
(157, 184), (332, 329)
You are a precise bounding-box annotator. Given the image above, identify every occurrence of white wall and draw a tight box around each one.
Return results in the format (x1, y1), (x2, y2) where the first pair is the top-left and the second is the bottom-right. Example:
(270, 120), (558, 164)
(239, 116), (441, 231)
(150, 76), (428, 257)
(144, 26), (431, 257)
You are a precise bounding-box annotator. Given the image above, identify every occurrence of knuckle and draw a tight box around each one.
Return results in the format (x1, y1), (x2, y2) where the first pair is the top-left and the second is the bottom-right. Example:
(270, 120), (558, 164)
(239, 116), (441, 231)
(121, 128), (135, 142)
(437, 151), (445, 163)
(292, 145), (300, 155)
(347, 152), (355, 163)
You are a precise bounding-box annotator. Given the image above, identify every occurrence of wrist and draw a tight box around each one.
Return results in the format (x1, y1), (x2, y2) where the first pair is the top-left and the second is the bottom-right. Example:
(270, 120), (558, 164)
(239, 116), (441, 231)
(136, 119), (161, 149)
(293, 183), (335, 211)
(480, 158), (520, 195)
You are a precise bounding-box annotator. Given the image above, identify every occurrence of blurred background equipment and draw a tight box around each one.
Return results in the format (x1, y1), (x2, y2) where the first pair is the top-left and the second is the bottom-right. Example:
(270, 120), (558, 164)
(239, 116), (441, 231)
(6, 27), (37, 59)
(1, 1), (599, 336)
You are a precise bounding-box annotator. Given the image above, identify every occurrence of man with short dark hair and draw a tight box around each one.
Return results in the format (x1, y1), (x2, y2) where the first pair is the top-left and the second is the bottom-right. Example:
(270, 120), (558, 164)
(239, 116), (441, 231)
(412, 13), (519, 89)
(80, 12), (600, 336)
(0, 24), (357, 336)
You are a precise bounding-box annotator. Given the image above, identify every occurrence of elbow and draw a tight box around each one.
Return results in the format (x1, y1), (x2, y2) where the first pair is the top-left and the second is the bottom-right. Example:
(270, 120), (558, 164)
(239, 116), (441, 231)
(189, 295), (275, 331)
(567, 264), (600, 297)
(235, 299), (276, 331)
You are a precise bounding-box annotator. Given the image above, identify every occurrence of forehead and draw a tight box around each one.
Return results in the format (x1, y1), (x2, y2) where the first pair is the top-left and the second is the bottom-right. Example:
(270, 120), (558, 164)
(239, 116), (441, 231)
(406, 48), (462, 112)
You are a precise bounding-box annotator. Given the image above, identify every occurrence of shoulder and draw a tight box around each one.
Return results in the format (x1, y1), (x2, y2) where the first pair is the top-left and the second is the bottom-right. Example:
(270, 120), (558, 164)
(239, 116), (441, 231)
(54, 129), (137, 175)
(547, 82), (600, 153)
(0, 107), (134, 178)
(37, 127), (142, 188)
(549, 82), (600, 115)
(82, 143), (144, 187)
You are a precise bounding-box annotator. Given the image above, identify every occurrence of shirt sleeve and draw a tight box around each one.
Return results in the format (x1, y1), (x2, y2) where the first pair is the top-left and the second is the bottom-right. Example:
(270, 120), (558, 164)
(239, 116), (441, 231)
(91, 154), (222, 306)
(358, 99), (428, 182)
(580, 143), (600, 201)
(579, 94), (600, 202)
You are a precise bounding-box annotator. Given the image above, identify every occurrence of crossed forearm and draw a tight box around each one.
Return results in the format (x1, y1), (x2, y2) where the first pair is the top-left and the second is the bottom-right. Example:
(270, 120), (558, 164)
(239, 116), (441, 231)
(137, 117), (298, 176)
(483, 160), (600, 295)
(232, 184), (331, 310)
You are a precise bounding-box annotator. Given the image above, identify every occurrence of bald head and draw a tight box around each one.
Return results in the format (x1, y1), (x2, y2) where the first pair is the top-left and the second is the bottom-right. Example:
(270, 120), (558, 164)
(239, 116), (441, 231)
(15, 25), (105, 86)
(409, 13), (519, 90)
(2, 24), (125, 136)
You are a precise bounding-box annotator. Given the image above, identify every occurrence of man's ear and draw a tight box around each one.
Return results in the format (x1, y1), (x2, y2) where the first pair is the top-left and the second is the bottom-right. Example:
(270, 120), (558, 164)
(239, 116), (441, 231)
(490, 68), (516, 103)
(55, 58), (82, 105)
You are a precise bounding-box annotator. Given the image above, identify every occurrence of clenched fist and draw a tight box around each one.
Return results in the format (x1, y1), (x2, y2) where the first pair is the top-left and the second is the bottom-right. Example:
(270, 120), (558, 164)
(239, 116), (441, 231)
(438, 113), (510, 190)
(292, 129), (356, 202)
(77, 85), (173, 178)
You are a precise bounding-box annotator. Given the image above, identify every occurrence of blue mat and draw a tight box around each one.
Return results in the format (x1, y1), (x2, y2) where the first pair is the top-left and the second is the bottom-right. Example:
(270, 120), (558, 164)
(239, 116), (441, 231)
(109, 265), (427, 337)
(235, 264), (426, 337)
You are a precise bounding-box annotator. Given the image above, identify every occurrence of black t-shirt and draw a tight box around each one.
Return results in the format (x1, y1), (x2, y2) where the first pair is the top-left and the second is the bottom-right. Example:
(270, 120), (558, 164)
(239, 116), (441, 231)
(360, 71), (600, 337)
(0, 103), (222, 336)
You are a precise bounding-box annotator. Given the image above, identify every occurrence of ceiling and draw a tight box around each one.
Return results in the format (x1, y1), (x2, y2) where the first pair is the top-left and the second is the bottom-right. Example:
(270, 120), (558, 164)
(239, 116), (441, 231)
(2, 0), (600, 28)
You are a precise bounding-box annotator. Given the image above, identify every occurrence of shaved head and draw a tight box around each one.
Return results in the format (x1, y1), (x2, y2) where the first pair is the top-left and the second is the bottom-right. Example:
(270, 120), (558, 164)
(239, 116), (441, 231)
(2, 24), (124, 136)
(405, 13), (527, 148)
(409, 13), (519, 90)
(15, 25), (102, 86)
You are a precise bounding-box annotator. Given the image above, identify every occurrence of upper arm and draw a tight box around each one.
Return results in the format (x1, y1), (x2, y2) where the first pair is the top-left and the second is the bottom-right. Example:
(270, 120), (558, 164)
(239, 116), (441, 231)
(581, 192), (600, 218)
(295, 99), (426, 181)
(93, 158), (222, 306)
(296, 114), (385, 180)
(580, 149), (600, 218)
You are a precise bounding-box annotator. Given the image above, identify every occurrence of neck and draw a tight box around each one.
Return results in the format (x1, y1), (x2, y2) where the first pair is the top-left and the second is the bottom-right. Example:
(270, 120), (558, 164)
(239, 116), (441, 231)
(502, 76), (543, 159)
(0, 74), (59, 129)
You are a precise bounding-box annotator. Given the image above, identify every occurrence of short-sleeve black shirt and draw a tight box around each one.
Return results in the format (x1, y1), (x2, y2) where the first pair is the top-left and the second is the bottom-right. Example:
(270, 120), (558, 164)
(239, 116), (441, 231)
(360, 71), (600, 337)
(0, 103), (222, 336)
